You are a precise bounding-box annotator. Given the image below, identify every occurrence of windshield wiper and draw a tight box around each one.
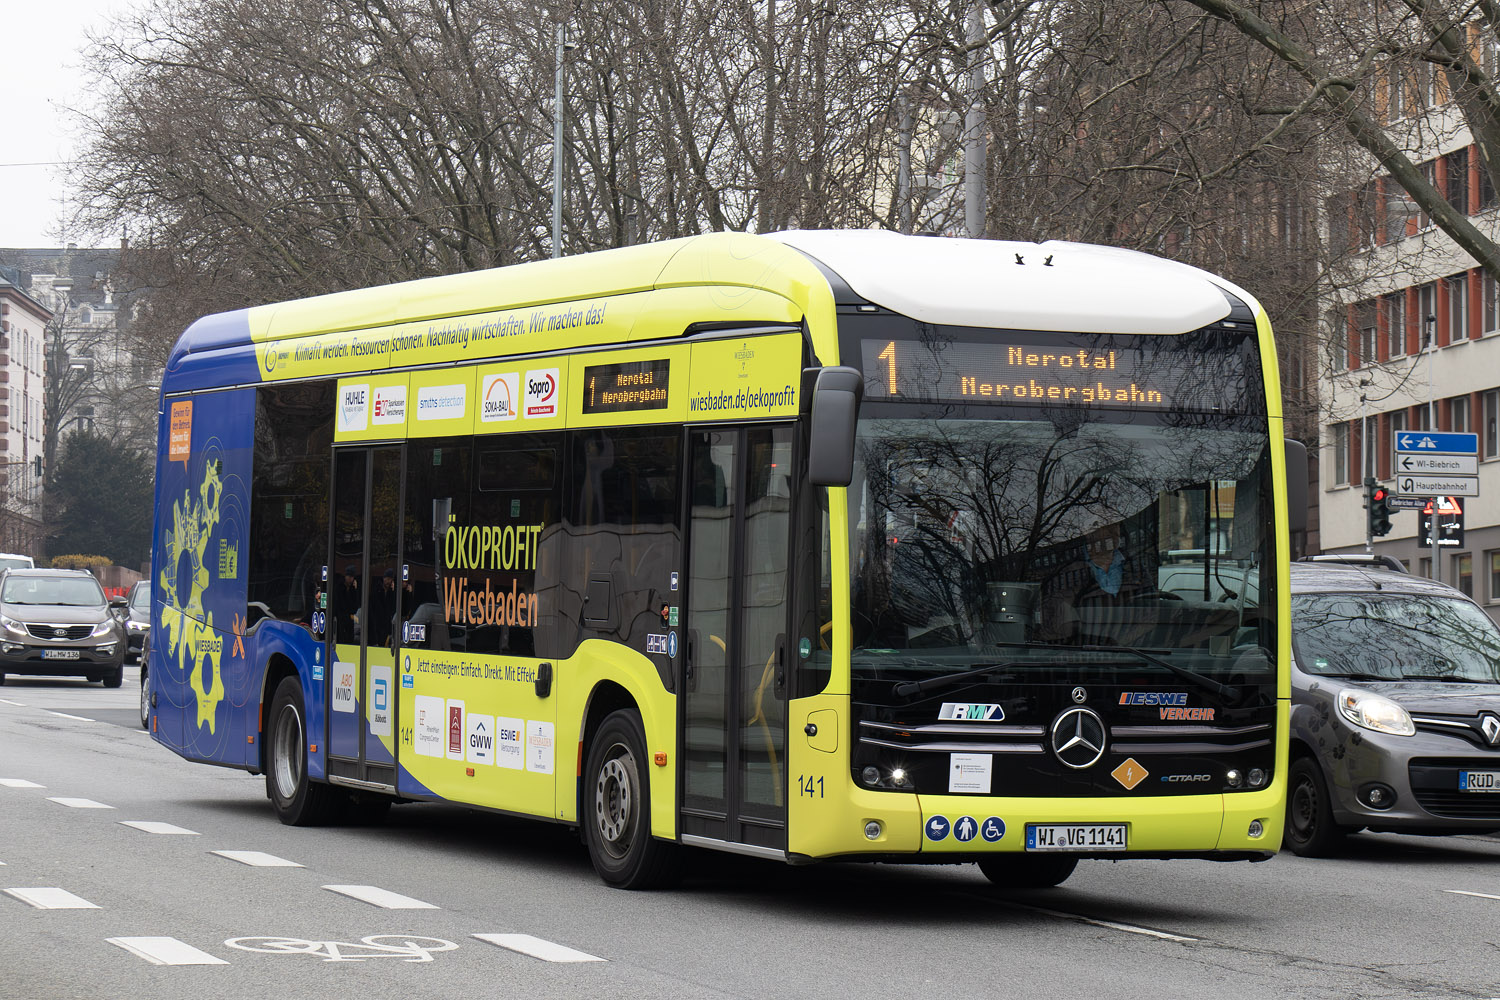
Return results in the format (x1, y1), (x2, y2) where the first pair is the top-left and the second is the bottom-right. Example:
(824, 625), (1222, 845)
(1399, 673), (1490, 683)
(891, 661), (1025, 699)
(1322, 671), (1392, 682)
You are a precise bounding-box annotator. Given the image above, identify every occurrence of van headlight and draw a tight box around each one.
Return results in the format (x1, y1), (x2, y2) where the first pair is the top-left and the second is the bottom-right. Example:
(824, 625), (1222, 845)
(1337, 689), (1416, 736)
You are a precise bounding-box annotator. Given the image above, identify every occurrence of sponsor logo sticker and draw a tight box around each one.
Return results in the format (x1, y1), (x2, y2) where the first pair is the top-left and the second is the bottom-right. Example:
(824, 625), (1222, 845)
(337, 384), (369, 433)
(524, 368), (560, 418)
(526, 720), (555, 774)
(372, 384), (407, 425)
(417, 383), (467, 421)
(480, 372), (520, 422)
(496, 716), (524, 770)
(446, 700), (465, 760)
(467, 713), (495, 766)
(414, 695), (444, 757)
(331, 663), (356, 714)
(369, 665), (392, 737)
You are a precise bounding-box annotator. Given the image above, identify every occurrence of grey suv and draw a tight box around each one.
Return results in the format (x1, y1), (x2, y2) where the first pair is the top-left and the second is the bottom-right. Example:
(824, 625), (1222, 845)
(1288, 562), (1500, 855)
(0, 570), (126, 687)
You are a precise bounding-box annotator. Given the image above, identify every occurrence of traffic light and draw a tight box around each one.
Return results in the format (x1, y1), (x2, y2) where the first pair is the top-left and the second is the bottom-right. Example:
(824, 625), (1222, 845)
(1368, 482), (1393, 537)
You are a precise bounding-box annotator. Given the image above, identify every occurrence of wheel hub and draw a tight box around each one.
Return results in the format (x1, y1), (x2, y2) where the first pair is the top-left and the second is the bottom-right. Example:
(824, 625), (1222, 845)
(595, 754), (634, 849)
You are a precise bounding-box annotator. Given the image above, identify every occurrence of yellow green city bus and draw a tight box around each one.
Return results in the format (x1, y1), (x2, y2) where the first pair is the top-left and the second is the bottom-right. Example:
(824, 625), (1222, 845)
(147, 230), (1302, 888)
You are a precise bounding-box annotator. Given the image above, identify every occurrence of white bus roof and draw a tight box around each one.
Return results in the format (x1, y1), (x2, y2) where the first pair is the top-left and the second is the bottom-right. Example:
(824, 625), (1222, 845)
(769, 230), (1248, 334)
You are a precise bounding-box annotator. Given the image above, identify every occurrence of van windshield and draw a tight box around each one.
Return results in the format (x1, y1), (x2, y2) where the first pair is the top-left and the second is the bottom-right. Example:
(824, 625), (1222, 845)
(1292, 593), (1500, 683)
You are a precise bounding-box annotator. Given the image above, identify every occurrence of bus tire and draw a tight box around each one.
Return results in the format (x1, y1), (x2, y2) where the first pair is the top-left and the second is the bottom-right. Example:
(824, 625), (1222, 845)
(977, 855), (1078, 888)
(583, 709), (679, 889)
(1284, 757), (1345, 857)
(138, 662), (150, 730)
(266, 675), (340, 826)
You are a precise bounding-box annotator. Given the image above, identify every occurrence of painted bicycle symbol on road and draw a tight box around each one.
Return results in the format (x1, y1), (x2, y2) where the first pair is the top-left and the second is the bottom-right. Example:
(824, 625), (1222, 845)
(225, 935), (459, 963)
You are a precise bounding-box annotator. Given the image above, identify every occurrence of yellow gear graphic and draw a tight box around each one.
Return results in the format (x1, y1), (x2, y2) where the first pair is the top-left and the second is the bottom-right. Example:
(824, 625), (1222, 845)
(158, 462), (226, 733)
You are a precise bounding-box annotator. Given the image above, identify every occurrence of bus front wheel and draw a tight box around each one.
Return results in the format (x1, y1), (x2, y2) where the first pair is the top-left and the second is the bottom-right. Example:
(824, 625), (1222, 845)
(582, 709), (679, 889)
(266, 676), (341, 826)
(977, 855), (1078, 888)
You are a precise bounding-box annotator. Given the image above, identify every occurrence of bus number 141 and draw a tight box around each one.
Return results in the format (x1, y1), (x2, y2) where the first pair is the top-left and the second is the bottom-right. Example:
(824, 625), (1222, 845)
(797, 774), (824, 798)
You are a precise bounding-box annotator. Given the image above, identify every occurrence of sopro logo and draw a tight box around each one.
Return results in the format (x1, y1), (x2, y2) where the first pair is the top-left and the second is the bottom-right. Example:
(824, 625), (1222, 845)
(338, 383), (369, 432)
(524, 368), (560, 418)
(481, 372), (519, 422)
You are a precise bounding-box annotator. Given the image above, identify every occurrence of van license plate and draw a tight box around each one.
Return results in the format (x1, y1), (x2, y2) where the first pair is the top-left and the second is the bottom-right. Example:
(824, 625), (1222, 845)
(1460, 771), (1500, 792)
(1025, 823), (1127, 851)
(42, 650), (80, 660)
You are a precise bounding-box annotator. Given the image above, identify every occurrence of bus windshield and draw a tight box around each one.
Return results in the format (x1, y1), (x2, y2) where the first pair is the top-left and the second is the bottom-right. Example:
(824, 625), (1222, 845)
(848, 414), (1273, 681)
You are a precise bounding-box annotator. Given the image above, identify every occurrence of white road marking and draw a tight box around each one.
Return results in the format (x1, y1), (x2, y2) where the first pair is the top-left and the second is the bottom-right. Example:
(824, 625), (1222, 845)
(0, 698), (24, 706)
(1445, 889), (1500, 901)
(4, 887), (100, 909)
(473, 933), (606, 963)
(212, 850), (302, 868)
(0, 778), (43, 788)
(120, 821), (198, 836)
(108, 936), (228, 965)
(47, 797), (113, 809)
(47, 712), (94, 722)
(322, 885), (438, 909)
(972, 894), (1198, 943)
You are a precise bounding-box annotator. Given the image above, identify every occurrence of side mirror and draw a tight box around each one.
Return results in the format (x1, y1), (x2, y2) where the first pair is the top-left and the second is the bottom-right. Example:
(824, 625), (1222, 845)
(807, 367), (863, 487)
(1284, 438), (1308, 536)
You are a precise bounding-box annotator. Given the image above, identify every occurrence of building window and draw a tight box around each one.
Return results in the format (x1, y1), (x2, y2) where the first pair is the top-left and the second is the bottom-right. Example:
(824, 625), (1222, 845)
(1486, 273), (1500, 333)
(1490, 550), (1500, 601)
(1418, 160), (1438, 229)
(1332, 423), (1349, 486)
(1457, 553), (1474, 598)
(1447, 272), (1469, 342)
(1385, 177), (1415, 242)
(1418, 281), (1437, 346)
(1483, 163), (1498, 211)
(1446, 149), (1470, 214)
(1419, 556), (1433, 578)
(1384, 292), (1406, 358)
(1486, 390), (1499, 459)
(1358, 299), (1377, 364)
(1329, 309), (1349, 369)
(1390, 409), (1407, 457)
(1452, 395), (1471, 434)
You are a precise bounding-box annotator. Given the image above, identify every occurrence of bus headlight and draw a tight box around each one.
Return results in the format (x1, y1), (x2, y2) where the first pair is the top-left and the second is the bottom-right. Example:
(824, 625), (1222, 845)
(1337, 689), (1415, 736)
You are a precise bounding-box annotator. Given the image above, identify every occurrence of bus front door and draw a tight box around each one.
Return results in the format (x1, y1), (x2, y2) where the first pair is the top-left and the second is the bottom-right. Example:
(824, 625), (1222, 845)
(326, 445), (403, 789)
(682, 426), (792, 854)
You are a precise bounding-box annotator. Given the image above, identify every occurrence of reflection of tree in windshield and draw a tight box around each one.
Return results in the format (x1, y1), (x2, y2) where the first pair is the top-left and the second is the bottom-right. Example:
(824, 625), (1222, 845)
(850, 416), (1268, 656)
(1292, 594), (1500, 683)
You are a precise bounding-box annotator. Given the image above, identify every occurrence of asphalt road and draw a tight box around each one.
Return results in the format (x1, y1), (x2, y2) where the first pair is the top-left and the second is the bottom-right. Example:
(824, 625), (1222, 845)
(4, 672), (1500, 1000)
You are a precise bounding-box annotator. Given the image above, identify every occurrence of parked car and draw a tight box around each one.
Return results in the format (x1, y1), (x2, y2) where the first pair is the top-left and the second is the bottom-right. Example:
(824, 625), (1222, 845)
(0, 569), (126, 687)
(119, 580), (151, 663)
(1287, 561), (1500, 855)
(0, 553), (35, 572)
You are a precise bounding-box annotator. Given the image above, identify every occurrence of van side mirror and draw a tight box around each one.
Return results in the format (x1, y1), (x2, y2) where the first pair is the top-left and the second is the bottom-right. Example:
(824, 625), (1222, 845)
(807, 367), (863, 487)
(1285, 438), (1308, 535)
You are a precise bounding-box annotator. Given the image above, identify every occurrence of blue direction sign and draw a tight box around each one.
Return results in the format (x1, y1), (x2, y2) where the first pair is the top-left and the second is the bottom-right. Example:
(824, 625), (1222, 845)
(1395, 431), (1478, 455)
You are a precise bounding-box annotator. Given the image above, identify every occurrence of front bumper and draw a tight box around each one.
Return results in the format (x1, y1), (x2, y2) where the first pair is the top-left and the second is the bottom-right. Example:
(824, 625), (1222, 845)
(0, 642), (122, 676)
(1321, 727), (1500, 831)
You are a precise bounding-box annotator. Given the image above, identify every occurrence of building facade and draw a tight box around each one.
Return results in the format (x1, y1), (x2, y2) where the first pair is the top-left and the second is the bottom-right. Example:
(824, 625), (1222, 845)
(0, 267), (51, 556)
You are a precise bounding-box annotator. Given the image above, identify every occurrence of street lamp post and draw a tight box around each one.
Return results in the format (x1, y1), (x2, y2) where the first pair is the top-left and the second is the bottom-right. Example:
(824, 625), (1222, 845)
(552, 24), (577, 260)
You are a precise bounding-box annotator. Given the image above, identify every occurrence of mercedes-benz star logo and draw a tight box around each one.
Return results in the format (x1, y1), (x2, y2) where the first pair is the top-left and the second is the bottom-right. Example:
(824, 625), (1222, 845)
(1071, 686), (1087, 704)
(1050, 707), (1107, 769)
(1481, 713), (1500, 746)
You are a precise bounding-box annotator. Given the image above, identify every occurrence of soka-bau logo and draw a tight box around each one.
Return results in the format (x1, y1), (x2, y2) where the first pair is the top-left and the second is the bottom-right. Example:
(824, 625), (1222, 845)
(481, 372), (519, 423)
(372, 384), (407, 425)
(337, 383), (369, 433)
(416, 383), (467, 422)
(524, 368), (560, 418)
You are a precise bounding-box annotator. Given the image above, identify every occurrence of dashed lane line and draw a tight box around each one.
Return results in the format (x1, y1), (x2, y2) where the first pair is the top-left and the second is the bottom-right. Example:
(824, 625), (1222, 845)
(46, 797), (112, 809)
(4, 887), (100, 909)
(473, 933), (605, 963)
(119, 821), (198, 836)
(0, 778), (43, 788)
(959, 891), (1199, 943)
(46, 711), (93, 722)
(0, 699), (24, 706)
(212, 850), (302, 867)
(108, 937), (228, 966)
(322, 885), (438, 909)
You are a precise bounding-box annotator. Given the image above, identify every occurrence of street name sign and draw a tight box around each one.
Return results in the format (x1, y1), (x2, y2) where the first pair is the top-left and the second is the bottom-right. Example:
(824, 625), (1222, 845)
(1386, 495), (1428, 510)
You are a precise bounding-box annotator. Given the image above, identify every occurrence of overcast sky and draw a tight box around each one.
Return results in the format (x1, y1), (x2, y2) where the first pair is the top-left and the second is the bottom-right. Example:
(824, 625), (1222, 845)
(1, 0), (134, 249)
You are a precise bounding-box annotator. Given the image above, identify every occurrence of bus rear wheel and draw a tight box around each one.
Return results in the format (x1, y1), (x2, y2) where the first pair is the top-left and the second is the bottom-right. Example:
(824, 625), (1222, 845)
(583, 709), (678, 889)
(266, 676), (341, 826)
(978, 855), (1078, 888)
